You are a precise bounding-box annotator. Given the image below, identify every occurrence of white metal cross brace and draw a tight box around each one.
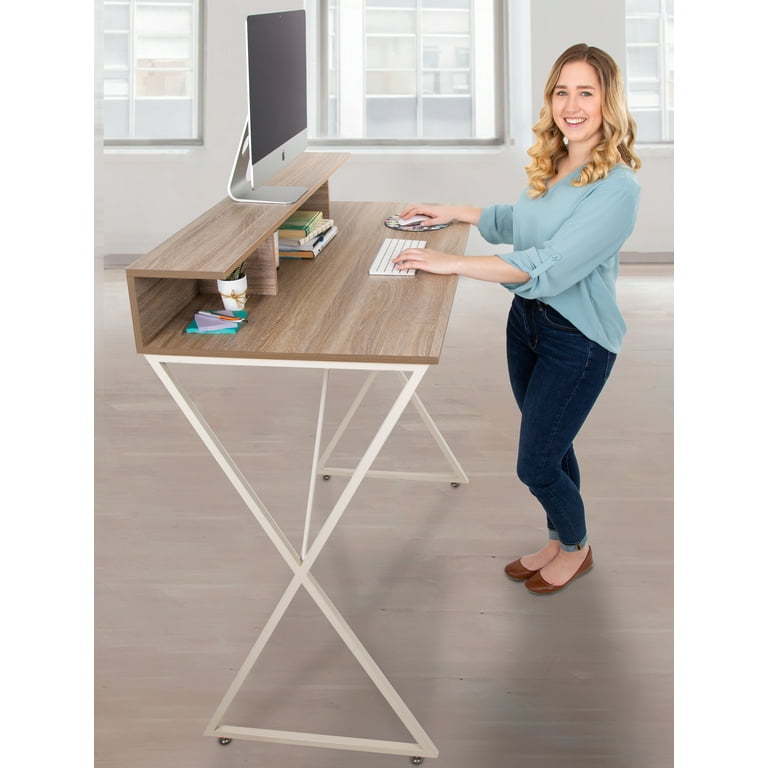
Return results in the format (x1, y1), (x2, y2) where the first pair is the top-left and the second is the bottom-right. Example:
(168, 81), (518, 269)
(144, 354), (468, 761)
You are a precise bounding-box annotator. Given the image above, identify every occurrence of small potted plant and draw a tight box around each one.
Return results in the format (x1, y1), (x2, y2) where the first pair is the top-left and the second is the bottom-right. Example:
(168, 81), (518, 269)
(217, 262), (247, 311)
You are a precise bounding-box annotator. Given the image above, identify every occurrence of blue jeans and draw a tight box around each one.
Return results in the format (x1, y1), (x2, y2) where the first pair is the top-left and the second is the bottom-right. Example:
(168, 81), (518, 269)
(506, 297), (617, 551)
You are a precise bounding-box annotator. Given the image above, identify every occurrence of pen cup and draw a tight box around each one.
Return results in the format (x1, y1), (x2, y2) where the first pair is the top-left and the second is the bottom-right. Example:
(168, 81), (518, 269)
(217, 275), (248, 311)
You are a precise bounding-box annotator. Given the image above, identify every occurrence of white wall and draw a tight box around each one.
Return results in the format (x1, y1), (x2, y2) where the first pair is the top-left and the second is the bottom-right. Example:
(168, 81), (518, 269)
(102, 0), (673, 261)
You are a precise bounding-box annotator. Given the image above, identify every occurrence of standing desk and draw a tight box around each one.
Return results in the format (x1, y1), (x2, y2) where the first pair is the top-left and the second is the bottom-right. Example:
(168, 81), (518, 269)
(125, 152), (469, 763)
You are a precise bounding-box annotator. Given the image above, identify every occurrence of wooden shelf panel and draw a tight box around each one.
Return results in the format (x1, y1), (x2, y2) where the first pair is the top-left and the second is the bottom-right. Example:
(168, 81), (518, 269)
(126, 152), (349, 280)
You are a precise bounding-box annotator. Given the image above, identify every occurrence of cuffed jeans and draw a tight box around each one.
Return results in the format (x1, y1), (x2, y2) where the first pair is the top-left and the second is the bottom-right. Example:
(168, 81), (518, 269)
(506, 297), (617, 551)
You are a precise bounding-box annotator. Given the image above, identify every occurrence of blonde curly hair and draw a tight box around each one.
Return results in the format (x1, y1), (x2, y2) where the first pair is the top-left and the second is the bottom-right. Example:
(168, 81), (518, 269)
(526, 44), (641, 199)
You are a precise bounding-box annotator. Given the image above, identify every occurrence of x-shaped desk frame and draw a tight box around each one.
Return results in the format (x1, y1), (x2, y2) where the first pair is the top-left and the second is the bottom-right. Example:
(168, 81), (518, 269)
(145, 353), (468, 762)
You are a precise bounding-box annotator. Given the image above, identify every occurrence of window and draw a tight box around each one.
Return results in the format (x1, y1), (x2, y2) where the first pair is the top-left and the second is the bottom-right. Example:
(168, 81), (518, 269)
(103, 0), (202, 144)
(625, 0), (674, 143)
(311, 0), (503, 145)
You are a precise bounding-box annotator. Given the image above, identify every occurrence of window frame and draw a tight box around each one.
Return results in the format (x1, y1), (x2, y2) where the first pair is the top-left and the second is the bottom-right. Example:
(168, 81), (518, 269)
(625, 0), (674, 145)
(308, 0), (507, 149)
(103, 0), (205, 148)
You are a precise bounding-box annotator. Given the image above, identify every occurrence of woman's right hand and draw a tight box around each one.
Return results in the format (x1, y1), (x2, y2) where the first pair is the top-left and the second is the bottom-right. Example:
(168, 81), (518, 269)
(399, 204), (481, 226)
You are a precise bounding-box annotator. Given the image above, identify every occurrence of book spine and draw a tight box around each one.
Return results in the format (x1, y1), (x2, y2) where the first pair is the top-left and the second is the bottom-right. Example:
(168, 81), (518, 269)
(278, 219), (334, 248)
(280, 226), (338, 258)
(278, 227), (314, 237)
(278, 211), (322, 237)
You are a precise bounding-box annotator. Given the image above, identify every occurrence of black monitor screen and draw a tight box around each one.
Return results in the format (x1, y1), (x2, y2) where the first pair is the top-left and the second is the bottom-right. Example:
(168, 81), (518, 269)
(246, 11), (307, 166)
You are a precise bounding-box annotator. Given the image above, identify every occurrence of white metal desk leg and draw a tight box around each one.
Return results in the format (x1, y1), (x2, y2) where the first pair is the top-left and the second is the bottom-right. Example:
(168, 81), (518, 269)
(301, 368), (330, 561)
(207, 365), (438, 758)
(317, 370), (378, 471)
(319, 370), (468, 486)
(396, 370), (469, 486)
(145, 358), (299, 563)
(147, 358), (439, 759)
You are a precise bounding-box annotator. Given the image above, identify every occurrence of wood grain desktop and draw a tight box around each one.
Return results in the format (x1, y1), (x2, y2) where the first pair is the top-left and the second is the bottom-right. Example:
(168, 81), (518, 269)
(132, 201), (468, 364)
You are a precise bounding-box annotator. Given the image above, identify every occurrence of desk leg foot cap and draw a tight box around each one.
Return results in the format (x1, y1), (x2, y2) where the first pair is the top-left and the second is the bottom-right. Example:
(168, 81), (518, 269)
(218, 738), (232, 746)
(323, 475), (331, 481)
(410, 758), (424, 765)
(451, 482), (460, 488)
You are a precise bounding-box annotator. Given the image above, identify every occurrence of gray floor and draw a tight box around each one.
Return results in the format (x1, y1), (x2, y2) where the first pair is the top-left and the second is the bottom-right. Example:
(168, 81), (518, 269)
(95, 264), (673, 768)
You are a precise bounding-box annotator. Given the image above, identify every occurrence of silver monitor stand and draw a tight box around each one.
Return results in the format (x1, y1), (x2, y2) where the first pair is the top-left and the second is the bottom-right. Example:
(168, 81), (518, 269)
(227, 118), (308, 204)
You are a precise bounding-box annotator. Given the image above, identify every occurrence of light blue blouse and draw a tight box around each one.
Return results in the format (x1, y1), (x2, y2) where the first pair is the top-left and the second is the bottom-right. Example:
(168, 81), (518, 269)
(477, 163), (641, 353)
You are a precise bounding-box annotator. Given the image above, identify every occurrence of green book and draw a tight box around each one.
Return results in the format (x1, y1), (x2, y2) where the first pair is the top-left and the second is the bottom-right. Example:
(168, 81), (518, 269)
(277, 210), (323, 236)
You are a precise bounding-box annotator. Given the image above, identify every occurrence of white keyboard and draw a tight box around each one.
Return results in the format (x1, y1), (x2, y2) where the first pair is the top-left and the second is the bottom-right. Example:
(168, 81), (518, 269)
(369, 237), (426, 276)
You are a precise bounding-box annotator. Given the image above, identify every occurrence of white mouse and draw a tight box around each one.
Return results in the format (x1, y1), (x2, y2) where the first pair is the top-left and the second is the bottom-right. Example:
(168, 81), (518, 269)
(398, 214), (430, 226)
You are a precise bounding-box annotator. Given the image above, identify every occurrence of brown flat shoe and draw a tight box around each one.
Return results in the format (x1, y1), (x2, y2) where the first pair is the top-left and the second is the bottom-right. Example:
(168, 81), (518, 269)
(524, 547), (593, 594)
(504, 558), (539, 581)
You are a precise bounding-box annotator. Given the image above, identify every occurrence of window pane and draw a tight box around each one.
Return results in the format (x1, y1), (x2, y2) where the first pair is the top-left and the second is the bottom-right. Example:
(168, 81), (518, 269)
(366, 10), (416, 34)
(104, 72), (129, 98)
(626, 0), (660, 13)
(318, 1), (499, 144)
(626, 18), (659, 43)
(423, 0), (471, 8)
(368, 70), (418, 95)
(628, 46), (659, 79)
(422, 10), (470, 35)
(665, 18), (674, 65)
(422, 36), (470, 68)
(327, 96), (338, 135)
(366, 97), (417, 137)
(626, 0), (673, 142)
(135, 5), (192, 37)
(104, 99), (129, 137)
(628, 88), (661, 110)
(366, 37), (417, 68)
(105, 0), (200, 142)
(422, 96), (472, 137)
(136, 69), (191, 98)
(104, 33), (130, 69)
(422, 70), (470, 95)
(632, 110), (662, 143)
(666, 70), (674, 109)
(104, 4), (130, 30)
(135, 98), (194, 139)
(136, 36), (191, 62)
(366, 0), (416, 7)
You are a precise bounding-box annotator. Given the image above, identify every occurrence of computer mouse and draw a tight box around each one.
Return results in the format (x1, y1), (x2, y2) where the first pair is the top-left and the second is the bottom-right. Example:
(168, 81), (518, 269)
(398, 214), (430, 226)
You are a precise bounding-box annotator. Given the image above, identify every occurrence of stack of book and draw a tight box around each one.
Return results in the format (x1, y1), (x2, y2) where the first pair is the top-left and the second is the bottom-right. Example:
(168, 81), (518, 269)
(277, 209), (338, 259)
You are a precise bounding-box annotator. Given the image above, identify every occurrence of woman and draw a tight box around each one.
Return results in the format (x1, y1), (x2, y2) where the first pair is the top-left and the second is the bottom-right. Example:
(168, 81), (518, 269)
(393, 44), (641, 594)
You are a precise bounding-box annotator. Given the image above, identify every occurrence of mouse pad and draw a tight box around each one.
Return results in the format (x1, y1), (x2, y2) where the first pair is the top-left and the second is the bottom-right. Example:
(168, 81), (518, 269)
(384, 215), (451, 232)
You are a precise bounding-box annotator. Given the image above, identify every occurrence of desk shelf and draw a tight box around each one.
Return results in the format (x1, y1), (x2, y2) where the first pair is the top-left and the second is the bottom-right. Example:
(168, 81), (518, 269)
(130, 201), (468, 363)
(126, 152), (469, 365)
(126, 151), (350, 353)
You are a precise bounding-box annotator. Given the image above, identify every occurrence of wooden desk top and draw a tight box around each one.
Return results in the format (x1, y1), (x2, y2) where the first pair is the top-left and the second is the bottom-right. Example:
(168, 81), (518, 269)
(139, 201), (469, 365)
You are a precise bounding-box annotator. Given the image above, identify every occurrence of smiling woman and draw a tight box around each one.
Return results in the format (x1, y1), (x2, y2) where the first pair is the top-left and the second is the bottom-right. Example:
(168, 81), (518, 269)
(391, 43), (642, 595)
(548, 61), (604, 178)
(526, 43), (641, 197)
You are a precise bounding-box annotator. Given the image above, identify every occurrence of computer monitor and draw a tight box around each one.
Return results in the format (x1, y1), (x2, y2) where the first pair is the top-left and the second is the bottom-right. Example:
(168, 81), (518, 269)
(228, 10), (309, 204)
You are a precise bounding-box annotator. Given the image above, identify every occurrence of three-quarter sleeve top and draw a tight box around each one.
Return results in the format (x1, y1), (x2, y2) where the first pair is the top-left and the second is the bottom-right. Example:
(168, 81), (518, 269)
(477, 163), (641, 353)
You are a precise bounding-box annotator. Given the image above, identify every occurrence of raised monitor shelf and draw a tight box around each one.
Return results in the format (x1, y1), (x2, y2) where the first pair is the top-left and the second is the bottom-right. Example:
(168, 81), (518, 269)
(126, 151), (349, 353)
